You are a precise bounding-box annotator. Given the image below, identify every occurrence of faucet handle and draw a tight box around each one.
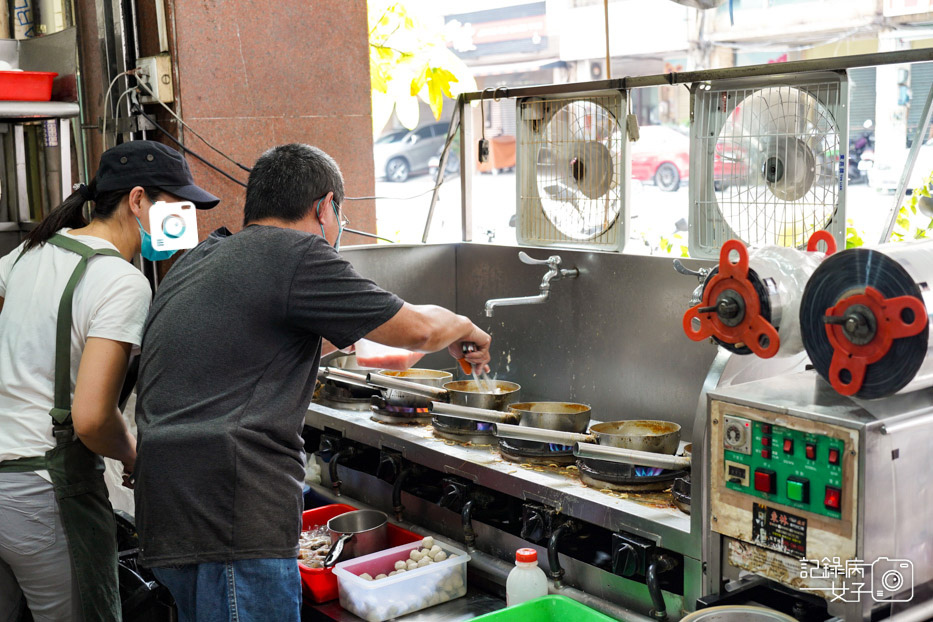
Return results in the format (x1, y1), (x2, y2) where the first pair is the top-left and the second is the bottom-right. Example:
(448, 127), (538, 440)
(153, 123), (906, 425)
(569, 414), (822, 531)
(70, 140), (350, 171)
(519, 251), (561, 268)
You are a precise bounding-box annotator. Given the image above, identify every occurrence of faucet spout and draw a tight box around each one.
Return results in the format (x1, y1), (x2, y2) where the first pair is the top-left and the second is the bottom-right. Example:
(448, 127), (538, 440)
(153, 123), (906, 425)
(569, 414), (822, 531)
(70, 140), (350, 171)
(485, 292), (550, 317)
(483, 251), (579, 317)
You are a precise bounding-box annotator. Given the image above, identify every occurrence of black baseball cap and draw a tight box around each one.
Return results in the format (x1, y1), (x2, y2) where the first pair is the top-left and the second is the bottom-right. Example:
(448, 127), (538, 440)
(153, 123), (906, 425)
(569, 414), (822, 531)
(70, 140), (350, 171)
(94, 140), (220, 209)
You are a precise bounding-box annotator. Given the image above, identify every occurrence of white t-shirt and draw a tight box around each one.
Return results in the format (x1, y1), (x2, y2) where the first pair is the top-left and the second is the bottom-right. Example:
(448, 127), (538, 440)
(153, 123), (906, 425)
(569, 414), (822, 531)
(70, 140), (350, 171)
(0, 229), (151, 467)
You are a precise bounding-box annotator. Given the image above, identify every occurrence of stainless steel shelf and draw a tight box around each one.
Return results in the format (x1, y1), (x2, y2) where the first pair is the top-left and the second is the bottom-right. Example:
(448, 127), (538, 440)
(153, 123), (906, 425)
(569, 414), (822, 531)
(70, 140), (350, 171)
(0, 101), (80, 119)
(306, 403), (695, 553)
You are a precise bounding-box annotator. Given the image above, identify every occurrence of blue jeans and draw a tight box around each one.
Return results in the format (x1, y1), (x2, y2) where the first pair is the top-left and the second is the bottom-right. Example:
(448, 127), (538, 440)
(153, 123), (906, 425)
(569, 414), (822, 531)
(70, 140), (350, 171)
(152, 558), (300, 622)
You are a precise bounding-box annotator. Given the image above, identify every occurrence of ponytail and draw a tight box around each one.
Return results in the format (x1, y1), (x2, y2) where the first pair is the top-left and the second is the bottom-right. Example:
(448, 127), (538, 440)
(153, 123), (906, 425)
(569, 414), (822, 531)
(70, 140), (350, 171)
(23, 180), (162, 251)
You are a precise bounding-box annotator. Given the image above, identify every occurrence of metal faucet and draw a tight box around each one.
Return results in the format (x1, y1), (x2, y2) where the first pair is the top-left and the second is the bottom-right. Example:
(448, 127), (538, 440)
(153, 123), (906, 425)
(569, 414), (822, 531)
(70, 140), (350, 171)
(484, 251), (579, 317)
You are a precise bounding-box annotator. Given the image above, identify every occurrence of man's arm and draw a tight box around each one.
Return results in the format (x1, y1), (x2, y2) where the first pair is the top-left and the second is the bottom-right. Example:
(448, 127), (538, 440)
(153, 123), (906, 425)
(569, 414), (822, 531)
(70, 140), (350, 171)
(364, 303), (491, 367)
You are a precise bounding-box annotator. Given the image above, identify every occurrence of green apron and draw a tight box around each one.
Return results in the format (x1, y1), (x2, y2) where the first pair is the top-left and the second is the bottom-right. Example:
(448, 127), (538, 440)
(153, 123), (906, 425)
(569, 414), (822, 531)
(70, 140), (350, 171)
(0, 233), (125, 621)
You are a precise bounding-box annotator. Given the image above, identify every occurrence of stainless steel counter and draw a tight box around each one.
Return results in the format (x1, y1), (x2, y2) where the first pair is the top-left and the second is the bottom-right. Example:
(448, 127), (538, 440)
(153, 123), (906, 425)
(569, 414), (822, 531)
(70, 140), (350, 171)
(306, 402), (692, 552)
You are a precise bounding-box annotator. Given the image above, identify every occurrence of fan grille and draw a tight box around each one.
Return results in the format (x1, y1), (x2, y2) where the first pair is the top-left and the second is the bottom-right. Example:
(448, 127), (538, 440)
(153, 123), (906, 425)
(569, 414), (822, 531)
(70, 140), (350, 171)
(518, 94), (626, 248)
(692, 79), (845, 256)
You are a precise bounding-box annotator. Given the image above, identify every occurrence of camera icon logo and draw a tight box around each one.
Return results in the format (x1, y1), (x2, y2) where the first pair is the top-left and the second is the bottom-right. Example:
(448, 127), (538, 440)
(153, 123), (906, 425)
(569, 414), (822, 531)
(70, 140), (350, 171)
(872, 558), (913, 602)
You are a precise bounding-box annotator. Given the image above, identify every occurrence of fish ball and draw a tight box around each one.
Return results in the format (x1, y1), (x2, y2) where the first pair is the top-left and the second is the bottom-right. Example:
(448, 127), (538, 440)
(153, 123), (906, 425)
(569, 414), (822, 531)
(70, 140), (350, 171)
(421, 536), (434, 549)
(433, 550), (447, 562)
(394, 560), (407, 571)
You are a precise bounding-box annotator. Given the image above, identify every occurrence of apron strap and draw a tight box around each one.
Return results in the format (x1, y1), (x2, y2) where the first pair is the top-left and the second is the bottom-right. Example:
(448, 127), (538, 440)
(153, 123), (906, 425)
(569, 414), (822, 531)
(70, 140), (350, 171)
(44, 234), (124, 426)
(0, 455), (48, 472)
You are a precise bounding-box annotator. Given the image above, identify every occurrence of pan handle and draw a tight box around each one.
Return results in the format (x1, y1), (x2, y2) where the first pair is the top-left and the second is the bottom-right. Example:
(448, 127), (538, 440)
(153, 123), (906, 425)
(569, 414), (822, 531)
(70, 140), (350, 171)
(323, 533), (354, 568)
(573, 443), (692, 470)
(367, 373), (448, 398)
(430, 402), (518, 424)
(493, 422), (595, 445)
(318, 368), (373, 389)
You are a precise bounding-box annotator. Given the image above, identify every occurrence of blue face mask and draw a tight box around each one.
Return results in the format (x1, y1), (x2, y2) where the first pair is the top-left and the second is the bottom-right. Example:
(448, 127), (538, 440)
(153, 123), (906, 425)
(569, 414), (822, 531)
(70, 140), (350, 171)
(316, 198), (345, 251)
(136, 216), (179, 262)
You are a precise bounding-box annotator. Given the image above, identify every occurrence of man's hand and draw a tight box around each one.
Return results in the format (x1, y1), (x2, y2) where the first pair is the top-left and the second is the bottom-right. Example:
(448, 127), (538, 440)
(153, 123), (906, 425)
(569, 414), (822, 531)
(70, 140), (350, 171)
(449, 325), (492, 370)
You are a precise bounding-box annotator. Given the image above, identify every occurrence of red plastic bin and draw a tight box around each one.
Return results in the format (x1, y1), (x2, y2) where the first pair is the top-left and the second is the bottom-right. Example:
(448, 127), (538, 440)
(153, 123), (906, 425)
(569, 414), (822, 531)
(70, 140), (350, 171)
(0, 71), (58, 102)
(299, 503), (422, 604)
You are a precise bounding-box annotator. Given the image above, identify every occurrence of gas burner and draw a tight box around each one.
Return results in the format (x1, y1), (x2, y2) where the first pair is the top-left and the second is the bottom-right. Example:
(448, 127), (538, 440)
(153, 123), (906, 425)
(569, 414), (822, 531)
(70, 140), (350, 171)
(498, 438), (575, 465)
(370, 396), (432, 425)
(315, 380), (378, 411)
(576, 457), (686, 492)
(672, 473), (691, 513)
(432, 415), (497, 445)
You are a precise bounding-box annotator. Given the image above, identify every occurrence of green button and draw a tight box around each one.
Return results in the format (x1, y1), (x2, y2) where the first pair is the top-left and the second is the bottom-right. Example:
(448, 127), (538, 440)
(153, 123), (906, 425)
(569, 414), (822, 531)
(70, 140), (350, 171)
(786, 477), (809, 503)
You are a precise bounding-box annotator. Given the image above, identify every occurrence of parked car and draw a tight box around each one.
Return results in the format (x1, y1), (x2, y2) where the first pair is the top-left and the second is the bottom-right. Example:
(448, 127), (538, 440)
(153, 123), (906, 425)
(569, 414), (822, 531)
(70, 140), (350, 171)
(630, 125), (691, 192)
(427, 134), (461, 180)
(374, 122), (449, 183)
(628, 125), (749, 192)
(866, 137), (933, 193)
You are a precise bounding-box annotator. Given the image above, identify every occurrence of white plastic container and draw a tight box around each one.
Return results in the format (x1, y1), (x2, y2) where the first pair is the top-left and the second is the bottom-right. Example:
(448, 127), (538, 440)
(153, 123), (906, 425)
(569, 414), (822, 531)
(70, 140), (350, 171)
(353, 338), (424, 370)
(333, 540), (470, 622)
(506, 548), (548, 607)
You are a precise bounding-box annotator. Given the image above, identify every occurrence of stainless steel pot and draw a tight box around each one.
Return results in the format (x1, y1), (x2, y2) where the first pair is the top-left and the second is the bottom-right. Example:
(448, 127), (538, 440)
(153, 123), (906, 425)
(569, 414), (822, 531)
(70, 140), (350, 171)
(323, 510), (388, 567)
(367, 374), (521, 411)
(679, 606), (797, 622)
(429, 400), (590, 432)
(490, 418), (691, 471)
(590, 420), (681, 454)
(372, 369), (453, 409)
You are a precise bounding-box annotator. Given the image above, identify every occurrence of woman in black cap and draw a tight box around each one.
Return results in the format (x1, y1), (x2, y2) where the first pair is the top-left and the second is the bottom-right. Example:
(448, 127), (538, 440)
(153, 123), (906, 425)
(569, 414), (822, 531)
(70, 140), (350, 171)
(0, 140), (218, 621)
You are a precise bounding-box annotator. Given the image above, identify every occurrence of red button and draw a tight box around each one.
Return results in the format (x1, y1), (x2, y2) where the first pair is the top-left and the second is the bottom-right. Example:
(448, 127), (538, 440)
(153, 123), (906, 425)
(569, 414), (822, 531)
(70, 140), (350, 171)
(761, 424), (772, 434)
(754, 469), (776, 494)
(783, 438), (794, 454)
(824, 486), (842, 511)
(761, 449), (772, 459)
(806, 443), (816, 460)
(761, 436), (771, 447)
(828, 448), (840, 465)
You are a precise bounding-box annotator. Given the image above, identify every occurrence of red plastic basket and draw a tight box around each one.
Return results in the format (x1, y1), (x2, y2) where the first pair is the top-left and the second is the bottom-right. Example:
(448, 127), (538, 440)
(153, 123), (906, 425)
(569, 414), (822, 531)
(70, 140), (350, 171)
(0, 71), (58, 102)
(299, 503), (422, 604)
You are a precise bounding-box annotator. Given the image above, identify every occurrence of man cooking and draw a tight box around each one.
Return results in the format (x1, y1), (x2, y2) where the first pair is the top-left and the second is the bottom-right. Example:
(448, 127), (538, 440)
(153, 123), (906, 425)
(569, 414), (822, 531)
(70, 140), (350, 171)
(133, 143), (491, 621)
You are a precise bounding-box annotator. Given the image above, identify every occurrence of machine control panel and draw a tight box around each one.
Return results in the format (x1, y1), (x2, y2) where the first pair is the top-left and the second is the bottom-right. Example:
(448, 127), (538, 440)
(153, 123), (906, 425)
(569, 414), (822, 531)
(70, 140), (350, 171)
(723, 418), (845, 519)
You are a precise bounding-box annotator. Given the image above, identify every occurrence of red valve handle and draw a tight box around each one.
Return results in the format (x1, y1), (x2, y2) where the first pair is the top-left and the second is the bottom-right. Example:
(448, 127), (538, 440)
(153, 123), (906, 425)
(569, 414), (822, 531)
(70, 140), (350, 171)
(824, 286), (928, 396)
(682, 239), (780, 358)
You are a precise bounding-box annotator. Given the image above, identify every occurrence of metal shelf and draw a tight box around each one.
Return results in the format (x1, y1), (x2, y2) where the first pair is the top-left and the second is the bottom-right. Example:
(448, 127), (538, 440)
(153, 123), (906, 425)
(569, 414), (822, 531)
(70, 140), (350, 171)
(0, 101), (80, 119)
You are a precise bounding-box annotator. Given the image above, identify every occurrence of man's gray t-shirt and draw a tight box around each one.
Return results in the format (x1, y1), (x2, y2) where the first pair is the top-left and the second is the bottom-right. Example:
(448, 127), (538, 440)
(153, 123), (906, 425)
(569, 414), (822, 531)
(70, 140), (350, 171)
(134, 226), (403, 567)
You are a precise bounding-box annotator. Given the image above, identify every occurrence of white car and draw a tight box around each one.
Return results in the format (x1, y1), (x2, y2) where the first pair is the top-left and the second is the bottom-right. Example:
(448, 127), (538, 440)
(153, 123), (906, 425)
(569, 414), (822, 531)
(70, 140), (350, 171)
(866, 138), (933, 193)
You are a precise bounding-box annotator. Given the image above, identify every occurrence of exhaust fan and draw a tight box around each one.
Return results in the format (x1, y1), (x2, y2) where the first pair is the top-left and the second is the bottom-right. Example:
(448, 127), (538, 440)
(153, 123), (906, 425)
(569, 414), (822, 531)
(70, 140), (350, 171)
(688, 73), (847, 259)
(516, 92), (629, 251)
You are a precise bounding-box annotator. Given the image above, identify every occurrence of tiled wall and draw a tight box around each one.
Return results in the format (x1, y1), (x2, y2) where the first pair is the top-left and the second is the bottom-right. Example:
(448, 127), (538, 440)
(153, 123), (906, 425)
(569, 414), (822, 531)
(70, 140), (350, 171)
(170, 2), (375, 242)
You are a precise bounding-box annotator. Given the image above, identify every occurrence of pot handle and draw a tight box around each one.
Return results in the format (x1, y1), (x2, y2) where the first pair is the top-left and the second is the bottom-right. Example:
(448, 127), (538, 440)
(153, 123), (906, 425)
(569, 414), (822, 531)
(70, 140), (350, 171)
(323, 533), (354, 568)
(493, 422), (595, 445)
(573, 443), (692, 470)
(367, 373), (448, 398)
(319, 368), (372, 389)
(430, 402), (517, 424)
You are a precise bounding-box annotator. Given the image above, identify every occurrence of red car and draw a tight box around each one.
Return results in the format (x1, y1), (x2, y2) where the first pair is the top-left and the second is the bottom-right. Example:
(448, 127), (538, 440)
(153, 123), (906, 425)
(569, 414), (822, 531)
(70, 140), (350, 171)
(630, 125), (747, 192)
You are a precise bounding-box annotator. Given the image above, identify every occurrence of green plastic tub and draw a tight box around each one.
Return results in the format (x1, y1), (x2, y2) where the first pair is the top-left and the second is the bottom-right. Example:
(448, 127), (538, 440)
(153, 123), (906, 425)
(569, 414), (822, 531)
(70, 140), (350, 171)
(472, 595), (622, 621)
